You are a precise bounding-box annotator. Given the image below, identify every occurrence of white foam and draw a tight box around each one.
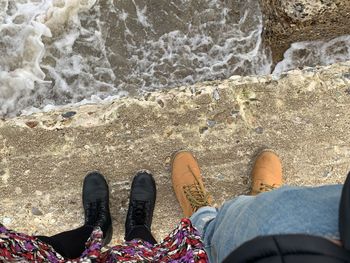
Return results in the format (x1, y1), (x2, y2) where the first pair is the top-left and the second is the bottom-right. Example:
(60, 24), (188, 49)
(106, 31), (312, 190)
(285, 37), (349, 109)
(42, 0), (96, 33)
(132, 0), (151, 28)
(0, 0), (52, 116)
(1, 0), (349, 118)
(274, 35), (350, 75)
(0, 0), (122, 117)
(0, 0), (270, 117)
(124, 0), (271, 92)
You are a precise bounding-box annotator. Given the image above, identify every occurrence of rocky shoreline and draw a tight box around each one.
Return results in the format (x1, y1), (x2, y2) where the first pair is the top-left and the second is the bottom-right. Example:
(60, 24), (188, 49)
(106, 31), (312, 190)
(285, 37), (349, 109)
(260, 0), (350, 65)
(1, 61), (350, 241)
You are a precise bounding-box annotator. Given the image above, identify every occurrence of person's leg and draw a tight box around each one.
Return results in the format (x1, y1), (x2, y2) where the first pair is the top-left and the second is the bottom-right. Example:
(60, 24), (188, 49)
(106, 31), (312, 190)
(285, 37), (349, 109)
(189, 206), (217, 234)
(171, 150), (283, 261)
(198, 185), (342, 262)
(38, 171), (112, 259)
(37, 225), (94, 259)
(125, 171), (157, 244)
(189, 150), (283, 261)
(190, 150), (343, 262)
(125, 225), (157, 244)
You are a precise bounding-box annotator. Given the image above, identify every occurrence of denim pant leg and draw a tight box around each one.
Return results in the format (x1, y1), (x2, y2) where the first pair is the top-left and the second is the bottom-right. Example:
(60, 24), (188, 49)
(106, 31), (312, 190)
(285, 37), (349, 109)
(190, 206), (218, 234)
(190, 185), (343, 263)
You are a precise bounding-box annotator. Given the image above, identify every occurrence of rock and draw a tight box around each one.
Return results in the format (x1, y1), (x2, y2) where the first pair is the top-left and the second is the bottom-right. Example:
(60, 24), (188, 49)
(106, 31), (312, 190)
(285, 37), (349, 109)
(207, 120), (216, 127)
(199, 126), (209, 134)
(255, 127), (264, 134)
(61, 111), (77, 118)
(15, 187), (22, 194)
(3, 217), (11, 225)
(31, 207), (43, 216)
(25, 121), (38, 128)
(157, 100), (165, 108)
(213, 89), (220, 101)
(259, 0), (350, 65)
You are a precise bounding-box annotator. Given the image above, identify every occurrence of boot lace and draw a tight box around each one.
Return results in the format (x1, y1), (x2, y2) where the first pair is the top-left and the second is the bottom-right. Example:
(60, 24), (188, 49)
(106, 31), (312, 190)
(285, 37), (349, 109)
(86, 199), (108, 226)
(132, 200), (148, 225)
(86, 201), (98, 225)
(183, 167), (211, 212)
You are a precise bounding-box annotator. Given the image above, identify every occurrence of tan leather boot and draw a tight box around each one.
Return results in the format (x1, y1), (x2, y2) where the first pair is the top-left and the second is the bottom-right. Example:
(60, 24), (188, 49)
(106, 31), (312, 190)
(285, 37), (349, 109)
(250, 150), (283, 195)
(171, 151), (213, 217)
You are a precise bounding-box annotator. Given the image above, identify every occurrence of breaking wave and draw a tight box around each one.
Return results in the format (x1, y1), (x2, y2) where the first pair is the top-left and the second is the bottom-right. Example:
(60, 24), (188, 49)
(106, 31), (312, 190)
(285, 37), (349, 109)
(0, 0), (349, 117)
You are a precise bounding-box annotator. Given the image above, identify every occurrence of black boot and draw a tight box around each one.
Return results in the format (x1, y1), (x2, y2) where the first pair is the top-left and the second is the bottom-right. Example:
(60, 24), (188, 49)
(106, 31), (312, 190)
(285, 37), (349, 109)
(83, 172), (112, 246)
(125, 171), (157, 244)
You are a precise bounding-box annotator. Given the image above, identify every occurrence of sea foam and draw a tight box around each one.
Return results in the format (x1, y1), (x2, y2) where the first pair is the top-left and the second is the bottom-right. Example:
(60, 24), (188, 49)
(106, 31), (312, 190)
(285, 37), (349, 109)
(1, 0), (350, 118)
(274, 35), (350, 75)
(0, 0), (119, 117)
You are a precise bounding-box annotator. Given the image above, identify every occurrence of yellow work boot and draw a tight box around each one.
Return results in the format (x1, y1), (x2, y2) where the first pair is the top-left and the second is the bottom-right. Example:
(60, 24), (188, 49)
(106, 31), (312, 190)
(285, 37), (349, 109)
(171, 151), (213, 217)
(250, 150), (283, 195)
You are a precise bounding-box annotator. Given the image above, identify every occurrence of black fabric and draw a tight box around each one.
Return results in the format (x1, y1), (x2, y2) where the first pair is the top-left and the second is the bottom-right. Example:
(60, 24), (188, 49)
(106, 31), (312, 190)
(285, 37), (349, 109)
(37, 225), (94, 259)
(223, 235), (350, 263)
(223, 171), (350, 263)
(125, 225), (157, 245)
(340, 172), (350, 250)
(37, 224), (157, 259)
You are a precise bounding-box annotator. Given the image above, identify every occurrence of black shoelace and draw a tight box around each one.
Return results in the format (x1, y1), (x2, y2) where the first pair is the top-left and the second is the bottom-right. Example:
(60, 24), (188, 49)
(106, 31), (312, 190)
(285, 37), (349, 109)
(86, 201), (98, 225)
(86, 199), (108, 226)
(132, 200), (148, 225)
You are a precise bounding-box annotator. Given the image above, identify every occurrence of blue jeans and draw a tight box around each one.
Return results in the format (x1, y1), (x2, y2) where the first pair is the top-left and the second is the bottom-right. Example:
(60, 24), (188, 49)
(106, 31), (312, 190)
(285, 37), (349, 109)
(190, 185), (342, 263)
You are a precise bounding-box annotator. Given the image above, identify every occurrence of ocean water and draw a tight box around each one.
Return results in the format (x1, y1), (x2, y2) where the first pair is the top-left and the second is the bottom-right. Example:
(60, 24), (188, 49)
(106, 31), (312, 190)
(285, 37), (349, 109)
(0, 0), (349, 117)
(273, 35), (350, 75)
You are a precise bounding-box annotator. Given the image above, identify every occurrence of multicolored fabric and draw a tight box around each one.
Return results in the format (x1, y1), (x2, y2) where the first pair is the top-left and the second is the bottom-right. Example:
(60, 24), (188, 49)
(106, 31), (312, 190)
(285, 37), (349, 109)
(0, 218), (207, 262)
